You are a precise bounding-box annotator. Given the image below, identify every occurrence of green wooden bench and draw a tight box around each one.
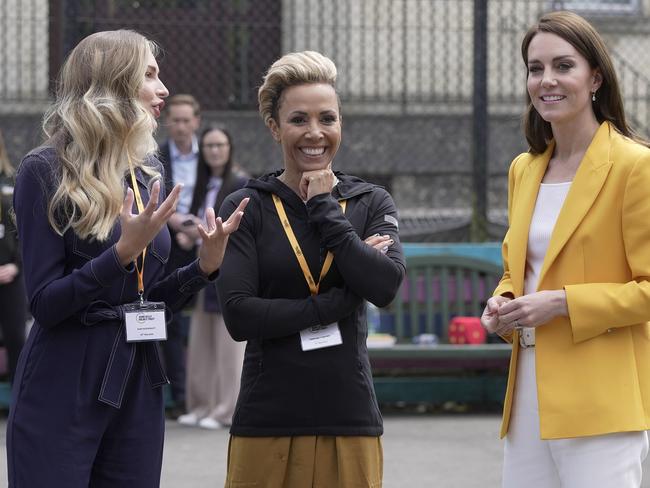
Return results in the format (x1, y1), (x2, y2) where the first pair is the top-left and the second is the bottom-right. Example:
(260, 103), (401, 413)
(369, 254), (511, 407)
(0, 256), (512, 411)
(390, 254), (505, 342)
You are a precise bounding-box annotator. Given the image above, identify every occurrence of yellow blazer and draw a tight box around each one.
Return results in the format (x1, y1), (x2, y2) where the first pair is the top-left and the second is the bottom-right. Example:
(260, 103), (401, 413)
(495, 121), (650, 440)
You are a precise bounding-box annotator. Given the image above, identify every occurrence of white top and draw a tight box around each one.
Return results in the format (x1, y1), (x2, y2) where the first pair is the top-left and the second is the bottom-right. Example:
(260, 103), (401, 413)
(200, 176), (223, 219)
(169, 136), (199, 214)
(522, 181), (572, 343)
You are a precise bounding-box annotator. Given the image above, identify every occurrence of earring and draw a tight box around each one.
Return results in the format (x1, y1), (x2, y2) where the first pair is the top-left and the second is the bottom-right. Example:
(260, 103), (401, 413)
(592, 92), (596, 102)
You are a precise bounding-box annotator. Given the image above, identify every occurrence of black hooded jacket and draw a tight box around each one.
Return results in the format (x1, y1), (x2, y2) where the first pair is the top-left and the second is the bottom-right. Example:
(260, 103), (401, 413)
(216, 171), (406, 436)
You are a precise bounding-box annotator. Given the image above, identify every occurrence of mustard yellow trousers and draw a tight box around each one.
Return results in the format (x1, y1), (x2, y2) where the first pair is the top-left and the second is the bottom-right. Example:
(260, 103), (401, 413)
(225, 435), (383, 488)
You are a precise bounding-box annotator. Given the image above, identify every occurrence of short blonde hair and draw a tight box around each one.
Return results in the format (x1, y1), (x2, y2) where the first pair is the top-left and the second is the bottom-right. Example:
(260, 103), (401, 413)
(258, 51), (337, 127)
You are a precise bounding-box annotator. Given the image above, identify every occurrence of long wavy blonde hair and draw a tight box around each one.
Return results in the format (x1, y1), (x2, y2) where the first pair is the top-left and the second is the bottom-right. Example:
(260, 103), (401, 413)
(44, 30), (160, 241)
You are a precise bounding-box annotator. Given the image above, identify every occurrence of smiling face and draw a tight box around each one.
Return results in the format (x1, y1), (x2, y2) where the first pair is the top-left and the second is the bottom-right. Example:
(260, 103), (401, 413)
(526, 32), (601, 127)
(201, 128), (230, 176)
(268, 83), (341, 178)
(138, 48), (168, 119)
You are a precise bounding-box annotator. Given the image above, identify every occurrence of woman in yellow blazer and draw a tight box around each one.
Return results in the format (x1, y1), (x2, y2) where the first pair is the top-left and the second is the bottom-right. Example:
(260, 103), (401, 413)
(481, 11), (650, 488)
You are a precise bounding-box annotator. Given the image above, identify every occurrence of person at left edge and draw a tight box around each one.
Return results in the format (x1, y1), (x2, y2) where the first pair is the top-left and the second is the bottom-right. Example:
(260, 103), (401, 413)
(7, 30), (248, 488)
(0, 129), (26, 385)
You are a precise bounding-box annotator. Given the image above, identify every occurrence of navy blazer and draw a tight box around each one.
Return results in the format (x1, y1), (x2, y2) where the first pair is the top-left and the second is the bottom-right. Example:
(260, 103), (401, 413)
(157, 141), (173, 198)
(12, 146), (214, 408)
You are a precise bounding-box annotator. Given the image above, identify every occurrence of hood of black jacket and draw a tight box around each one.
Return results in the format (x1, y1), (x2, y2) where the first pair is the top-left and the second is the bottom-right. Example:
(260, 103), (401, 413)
(245, 170), (379, 203)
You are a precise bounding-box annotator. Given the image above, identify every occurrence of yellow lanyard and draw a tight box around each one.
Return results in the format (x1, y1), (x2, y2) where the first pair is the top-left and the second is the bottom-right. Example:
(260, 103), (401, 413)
(127, 154), (147, 301)
(272, 194), (346, 295)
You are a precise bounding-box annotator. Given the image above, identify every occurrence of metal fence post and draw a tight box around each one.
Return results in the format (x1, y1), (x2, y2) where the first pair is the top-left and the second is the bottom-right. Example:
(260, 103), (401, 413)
(471, 0), (488, 241)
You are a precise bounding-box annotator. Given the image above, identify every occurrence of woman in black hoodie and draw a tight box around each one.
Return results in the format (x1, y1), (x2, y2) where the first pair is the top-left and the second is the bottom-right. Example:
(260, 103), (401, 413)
(217, 51), (406, 488)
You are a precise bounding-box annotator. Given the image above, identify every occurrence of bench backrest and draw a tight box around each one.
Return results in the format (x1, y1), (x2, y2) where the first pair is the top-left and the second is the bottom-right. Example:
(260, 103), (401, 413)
(389, 254), (503, 342)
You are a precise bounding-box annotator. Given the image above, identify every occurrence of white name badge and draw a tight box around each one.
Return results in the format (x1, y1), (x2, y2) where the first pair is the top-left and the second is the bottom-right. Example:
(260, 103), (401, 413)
(300, 322), (343, 351)
(124, 301), (167, 342)
(0, 224), (4, 240)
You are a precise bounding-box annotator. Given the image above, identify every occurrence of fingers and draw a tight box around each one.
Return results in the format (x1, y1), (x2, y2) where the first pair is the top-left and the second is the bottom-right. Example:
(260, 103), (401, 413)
(222, 198), (249, 231)
(498, 299), (517, 315)
(197, 217), (222, 240)
(197, 223), (209, 241)
(486, 297), (502, 314)
(223, 211), (244, 235)
(122, 188), (135, 216)
(301, 170), (335, 200)
(299, 176), (310, 201)
(480, 313), (498, 332)
(233, 197), (250, 215)
(142, 180), (161, 216)
(364, 234), (385, 246)
(365, 235), (393, 254)
(204, 207), (216, 233)
(493, 321), (514, 336)
(214, 217), (224, 235)
(156, 183), (181, 219)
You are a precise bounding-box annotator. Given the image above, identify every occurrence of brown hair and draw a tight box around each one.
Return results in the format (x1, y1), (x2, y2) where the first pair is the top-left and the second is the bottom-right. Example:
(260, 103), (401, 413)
(166, 93), (201, 117)
(521, 10), (648, 153)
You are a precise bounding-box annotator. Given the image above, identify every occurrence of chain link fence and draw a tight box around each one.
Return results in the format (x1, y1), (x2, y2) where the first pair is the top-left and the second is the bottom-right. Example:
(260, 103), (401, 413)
(2, 0), (650, 240)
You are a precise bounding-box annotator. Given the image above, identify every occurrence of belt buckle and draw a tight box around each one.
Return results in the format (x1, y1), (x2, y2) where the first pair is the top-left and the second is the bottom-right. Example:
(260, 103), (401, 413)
(518, 329), (535, 348)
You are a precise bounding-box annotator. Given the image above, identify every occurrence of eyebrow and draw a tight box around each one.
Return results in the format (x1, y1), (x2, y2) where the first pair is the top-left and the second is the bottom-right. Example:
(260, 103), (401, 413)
(528, 55), (576, 64)
(146, 64), (159, 73)
(287, 109), (338, 116)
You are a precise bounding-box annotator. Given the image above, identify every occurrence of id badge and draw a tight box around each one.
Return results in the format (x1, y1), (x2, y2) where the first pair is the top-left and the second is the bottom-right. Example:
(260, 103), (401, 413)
(0, 223), (4, 240)
(124, 301), (167, 342)
(300, 322), (343, 351)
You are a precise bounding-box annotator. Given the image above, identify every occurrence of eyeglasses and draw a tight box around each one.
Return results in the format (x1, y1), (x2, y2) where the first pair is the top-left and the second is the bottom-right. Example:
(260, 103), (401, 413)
(202, 142), (229, 150)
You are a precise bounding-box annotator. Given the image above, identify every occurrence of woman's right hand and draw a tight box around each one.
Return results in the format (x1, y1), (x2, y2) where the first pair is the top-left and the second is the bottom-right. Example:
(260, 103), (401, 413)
(480, 295), (512, 334)
(115, 181), (182, 266)
(0, 263), (18, 284)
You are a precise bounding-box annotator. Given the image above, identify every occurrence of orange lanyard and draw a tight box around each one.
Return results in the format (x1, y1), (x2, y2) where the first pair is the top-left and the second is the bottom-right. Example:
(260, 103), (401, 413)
(127, 154), (146, 302)
(272, 194), (346, 295)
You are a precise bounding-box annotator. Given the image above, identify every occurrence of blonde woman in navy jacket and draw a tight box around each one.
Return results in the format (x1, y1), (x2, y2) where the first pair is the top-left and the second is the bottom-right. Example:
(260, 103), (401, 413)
(7, 30), (247, 487)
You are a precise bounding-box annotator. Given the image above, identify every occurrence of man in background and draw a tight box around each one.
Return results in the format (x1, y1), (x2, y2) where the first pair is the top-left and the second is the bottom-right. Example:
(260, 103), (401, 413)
(158, 94), (201, 418)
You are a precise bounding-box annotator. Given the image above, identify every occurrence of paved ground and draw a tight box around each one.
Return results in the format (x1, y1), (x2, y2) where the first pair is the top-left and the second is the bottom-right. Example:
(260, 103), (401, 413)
(159, 414), (506, 488)
(1, 414), (649, 487)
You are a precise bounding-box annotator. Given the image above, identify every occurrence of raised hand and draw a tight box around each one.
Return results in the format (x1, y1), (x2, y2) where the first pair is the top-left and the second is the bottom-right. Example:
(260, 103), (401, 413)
(115, 181), (182, 266)
(196, 197), (250, 275)
(299, 168), (335, 201)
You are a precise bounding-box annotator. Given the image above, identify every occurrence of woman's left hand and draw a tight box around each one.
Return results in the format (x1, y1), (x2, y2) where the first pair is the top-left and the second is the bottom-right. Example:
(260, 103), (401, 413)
(364, 234), (394, 254)
(496, 290), (568, 331)
(196, 197), (249, 275)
